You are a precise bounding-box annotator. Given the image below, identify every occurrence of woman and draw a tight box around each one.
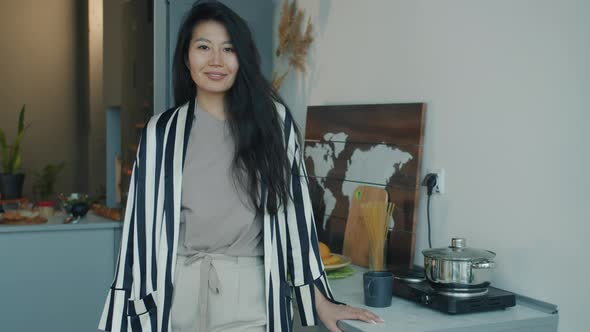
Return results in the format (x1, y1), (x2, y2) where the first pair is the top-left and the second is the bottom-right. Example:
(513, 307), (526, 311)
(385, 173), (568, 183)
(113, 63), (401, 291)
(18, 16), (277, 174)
(98, 2), (382, 332)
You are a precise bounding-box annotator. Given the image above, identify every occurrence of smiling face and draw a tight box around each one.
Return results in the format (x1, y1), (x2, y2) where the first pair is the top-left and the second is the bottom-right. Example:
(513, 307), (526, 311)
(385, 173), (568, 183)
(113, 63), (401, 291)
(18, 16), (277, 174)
(187, 20), (239, 98)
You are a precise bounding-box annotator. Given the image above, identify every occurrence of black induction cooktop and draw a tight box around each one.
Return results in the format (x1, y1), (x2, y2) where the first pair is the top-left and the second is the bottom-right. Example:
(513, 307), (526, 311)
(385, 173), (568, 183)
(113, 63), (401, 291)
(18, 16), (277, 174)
(392, 279), (516, 314)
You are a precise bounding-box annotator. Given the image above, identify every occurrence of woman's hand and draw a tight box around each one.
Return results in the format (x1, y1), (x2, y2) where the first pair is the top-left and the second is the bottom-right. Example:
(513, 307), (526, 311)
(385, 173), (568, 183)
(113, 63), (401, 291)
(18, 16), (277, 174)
(314, 286), (384, 332)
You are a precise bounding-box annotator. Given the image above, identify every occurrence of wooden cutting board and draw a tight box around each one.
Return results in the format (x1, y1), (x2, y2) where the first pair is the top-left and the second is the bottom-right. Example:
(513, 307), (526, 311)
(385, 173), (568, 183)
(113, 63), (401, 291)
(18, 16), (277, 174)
(342, 185), (389, 267)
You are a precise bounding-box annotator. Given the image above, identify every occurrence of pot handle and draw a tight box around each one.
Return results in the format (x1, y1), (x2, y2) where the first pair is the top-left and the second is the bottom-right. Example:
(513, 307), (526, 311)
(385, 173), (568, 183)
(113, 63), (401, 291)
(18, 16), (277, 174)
(471, 261), (496, 269)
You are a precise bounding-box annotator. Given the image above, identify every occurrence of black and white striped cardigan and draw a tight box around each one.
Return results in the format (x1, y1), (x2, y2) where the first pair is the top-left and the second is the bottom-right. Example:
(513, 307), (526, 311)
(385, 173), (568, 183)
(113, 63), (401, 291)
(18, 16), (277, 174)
(98, 98), (338, 332)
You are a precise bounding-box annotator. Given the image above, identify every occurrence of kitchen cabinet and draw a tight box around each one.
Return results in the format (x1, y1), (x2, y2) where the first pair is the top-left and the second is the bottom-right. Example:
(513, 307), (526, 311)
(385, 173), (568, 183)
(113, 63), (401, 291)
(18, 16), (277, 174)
(0, 216), (559, 332)
(0, 214), (122, 332)
(294, 266), (558, 332)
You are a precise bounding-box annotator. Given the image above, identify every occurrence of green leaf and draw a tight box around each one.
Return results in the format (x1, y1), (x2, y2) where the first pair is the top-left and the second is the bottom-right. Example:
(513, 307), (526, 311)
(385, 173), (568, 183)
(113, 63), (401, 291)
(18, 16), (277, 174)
(13, 149), (21, 173)
(0, 129), (8, 172)
(33, 162), (66, 200)
(1, 158), (8, 173)
(18, 105), (25, 135)
(326, 265), (356, 280)
(13, 106), (26, 152)
(0, 105), (27, 174)
(13, 126), (25, 150)
(0, 128), (7, 149)
(8, 144), (18, 173)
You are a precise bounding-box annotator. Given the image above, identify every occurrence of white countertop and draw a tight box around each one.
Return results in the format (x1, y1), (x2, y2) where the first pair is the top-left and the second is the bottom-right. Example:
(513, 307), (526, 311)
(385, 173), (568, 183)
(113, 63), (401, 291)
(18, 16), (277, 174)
(0, 212), (122, 233)
(327, 266), (557, 332)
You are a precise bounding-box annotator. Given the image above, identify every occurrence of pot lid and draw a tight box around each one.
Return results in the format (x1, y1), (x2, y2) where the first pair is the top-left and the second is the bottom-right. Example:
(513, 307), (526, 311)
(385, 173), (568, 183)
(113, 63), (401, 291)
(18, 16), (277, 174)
(422, 238), (496, 261)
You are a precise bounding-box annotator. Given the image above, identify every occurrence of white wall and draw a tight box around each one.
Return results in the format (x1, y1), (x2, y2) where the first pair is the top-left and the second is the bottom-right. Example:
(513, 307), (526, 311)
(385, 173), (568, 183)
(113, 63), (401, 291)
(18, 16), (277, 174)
(88, 0), (106, 198)
(275, 1), (589, 331)
(0, 0), (82, 196)
(104, 0), (123, 108)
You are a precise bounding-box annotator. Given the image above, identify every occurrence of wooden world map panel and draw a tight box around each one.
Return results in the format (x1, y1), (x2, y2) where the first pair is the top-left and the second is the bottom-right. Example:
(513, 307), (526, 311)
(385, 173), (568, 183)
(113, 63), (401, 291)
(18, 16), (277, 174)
(303, 103), (426, 269)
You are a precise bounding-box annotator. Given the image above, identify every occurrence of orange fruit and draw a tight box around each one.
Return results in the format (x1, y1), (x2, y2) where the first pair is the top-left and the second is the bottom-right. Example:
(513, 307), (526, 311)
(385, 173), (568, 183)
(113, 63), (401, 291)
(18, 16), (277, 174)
(319, 242), (330, 259)
(323, 254), (341, 266)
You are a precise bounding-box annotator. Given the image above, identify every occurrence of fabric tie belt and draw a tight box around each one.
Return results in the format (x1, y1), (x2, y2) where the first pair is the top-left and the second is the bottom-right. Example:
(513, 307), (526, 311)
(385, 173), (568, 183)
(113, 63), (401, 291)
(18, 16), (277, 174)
(183, 252), (235, 332)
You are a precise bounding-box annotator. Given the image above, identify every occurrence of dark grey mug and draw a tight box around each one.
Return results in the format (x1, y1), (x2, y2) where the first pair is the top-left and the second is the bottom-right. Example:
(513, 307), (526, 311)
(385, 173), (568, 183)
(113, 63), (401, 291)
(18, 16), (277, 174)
(363, 271), (393, 307)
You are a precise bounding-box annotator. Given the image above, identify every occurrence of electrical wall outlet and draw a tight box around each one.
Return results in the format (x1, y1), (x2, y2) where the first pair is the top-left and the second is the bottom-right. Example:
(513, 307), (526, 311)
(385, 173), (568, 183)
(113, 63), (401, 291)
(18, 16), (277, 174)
(433, 169), (445, 194)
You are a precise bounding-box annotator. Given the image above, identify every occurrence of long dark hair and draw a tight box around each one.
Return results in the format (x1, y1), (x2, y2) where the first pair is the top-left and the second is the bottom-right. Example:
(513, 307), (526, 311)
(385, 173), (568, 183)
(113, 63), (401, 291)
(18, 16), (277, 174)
(172, 1), (300, 215)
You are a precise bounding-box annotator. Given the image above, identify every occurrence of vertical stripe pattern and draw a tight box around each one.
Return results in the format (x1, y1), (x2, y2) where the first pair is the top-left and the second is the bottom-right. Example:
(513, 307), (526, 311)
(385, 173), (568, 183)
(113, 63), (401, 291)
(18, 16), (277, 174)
(98, 101), (339, 332)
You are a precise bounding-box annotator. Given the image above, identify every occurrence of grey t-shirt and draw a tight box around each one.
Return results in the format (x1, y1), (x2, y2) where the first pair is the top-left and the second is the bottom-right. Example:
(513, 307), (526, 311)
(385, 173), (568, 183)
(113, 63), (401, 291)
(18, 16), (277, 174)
(178, 105), (263, 256)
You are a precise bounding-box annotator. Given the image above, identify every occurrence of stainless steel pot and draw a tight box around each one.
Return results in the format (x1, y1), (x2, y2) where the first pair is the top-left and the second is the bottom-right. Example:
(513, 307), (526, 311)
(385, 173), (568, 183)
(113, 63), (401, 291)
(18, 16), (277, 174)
(422, 238), (496, 293)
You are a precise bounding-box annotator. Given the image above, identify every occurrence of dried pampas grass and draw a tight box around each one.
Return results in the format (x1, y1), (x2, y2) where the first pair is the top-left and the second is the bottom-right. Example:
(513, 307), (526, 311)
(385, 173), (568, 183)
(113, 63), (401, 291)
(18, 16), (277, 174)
(272, 0), (314, 90)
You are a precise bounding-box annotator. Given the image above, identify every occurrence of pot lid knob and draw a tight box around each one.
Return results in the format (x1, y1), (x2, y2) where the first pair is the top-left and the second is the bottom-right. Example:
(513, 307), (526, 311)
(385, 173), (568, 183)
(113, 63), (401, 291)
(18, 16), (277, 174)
(451, 238), (466, 248)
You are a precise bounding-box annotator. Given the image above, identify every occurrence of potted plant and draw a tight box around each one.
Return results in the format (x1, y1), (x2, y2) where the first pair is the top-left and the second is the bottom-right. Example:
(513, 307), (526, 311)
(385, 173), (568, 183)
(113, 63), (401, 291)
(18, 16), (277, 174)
(0, 105), (27, 200)
(32, 162), (65, 217)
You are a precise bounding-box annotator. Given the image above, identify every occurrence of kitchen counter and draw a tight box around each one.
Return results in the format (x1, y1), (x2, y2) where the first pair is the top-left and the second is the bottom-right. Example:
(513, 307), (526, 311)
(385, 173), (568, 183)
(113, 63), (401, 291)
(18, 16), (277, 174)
(0, 212), (122, 233)
(295, 266), (559, 332)
(0, 213), (122, 332)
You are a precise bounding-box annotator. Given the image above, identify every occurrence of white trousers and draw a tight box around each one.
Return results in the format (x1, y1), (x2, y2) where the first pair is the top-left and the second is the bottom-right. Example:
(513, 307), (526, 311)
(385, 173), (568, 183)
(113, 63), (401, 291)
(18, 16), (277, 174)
(171, 253), (266, 332)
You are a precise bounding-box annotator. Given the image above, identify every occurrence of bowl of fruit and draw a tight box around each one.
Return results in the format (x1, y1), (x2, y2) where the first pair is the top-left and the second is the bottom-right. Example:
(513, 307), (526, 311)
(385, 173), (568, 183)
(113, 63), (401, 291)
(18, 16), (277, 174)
(320, 242), (352, 271)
